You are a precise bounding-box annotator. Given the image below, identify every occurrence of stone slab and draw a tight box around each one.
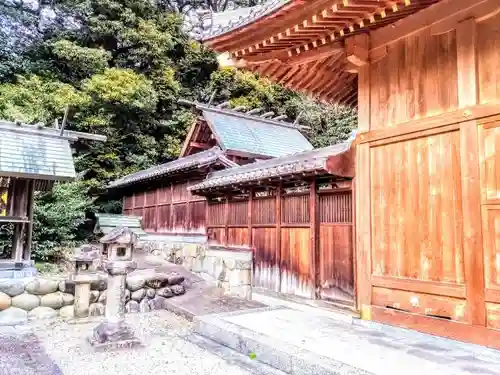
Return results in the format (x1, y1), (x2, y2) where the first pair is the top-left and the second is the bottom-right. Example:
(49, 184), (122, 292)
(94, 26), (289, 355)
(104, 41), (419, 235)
(194, 307), (500, 375)
(164, 288), (265, 321)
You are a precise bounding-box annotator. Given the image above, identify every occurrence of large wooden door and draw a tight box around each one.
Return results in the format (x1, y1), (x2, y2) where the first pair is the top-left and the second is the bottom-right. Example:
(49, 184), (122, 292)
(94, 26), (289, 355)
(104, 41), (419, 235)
(318, 191), (355, 303)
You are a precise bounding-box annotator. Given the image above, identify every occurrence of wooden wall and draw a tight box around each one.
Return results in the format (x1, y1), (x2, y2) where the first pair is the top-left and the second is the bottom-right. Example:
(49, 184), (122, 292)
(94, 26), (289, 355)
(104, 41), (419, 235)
(356, 6), (500, 348)
(206, 183), (355, 302)
(123, 180), (206, 234)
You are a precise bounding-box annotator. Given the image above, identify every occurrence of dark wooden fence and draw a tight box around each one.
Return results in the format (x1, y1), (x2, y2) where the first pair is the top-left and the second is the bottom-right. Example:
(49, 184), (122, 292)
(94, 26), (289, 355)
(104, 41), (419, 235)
(205, 180), (355, 303)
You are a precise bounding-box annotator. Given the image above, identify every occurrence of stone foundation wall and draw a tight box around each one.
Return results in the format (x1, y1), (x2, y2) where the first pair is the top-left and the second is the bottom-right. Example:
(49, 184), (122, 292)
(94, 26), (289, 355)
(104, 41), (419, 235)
(0, 271), (187, 322)
(161, 242), (253, 300)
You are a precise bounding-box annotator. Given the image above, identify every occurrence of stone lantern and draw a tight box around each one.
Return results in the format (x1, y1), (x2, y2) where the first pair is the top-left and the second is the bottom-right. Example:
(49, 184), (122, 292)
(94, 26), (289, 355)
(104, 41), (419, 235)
(72, 246), (100, 319)
(89, 226), (141, 349)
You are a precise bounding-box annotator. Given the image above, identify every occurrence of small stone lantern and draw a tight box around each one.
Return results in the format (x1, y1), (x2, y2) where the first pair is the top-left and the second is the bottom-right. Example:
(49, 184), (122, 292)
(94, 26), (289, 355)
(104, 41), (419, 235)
(89, 226), (141, 349)
(72, 246), (100, 319)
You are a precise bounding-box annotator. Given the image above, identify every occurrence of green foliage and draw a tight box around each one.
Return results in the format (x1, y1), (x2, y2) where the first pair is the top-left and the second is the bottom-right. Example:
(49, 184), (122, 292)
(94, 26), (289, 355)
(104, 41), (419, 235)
(32, 181), (95, 261)
(83, 68), (158, 110)
(51, 40), (111, 78)
(0, 75), (89, 123)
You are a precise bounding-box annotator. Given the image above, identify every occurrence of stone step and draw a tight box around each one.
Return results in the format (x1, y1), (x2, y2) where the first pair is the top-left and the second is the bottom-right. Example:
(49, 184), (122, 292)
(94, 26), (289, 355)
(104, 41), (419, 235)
(184, 332), (288, 375)
(193, 309), (373, 375)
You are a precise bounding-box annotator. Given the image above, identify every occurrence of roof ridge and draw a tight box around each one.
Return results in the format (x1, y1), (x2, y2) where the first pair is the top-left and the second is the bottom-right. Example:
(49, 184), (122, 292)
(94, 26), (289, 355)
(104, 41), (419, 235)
(179, 99), (305, 130)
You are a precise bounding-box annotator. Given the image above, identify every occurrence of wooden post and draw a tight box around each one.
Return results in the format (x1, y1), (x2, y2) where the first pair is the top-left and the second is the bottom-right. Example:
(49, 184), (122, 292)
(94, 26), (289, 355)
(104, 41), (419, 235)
(224, 197), (230, 246)
(11, 179), (29, 262)
(460, 120), (486, 326)
(23, 180), (35, 262)
(276, 183), (282, 293)
(352, 177), (358, 310)
(310, 179), (319, 299)
(356, 144), (372, 319)
(155, 187), (160, 232)
(169, 183), (174, 232)
(248, 188), (253, 248)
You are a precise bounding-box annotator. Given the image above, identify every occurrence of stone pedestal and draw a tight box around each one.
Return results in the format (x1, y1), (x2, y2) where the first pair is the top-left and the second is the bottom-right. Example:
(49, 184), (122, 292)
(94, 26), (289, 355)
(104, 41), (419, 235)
(72, 274), (95, 318)
(89, 260), (141, 350)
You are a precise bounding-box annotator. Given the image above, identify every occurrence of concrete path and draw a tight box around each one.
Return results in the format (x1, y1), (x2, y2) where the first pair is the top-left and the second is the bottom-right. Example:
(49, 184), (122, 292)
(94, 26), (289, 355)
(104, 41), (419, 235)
(194, 294), (500, 375)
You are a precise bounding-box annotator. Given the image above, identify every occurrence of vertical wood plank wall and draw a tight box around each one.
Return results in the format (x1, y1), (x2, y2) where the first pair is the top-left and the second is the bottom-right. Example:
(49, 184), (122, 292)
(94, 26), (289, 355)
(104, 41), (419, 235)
(357, 10), (500, 347)
(123, 180), (206, 234)
(206, 184), (355, 301)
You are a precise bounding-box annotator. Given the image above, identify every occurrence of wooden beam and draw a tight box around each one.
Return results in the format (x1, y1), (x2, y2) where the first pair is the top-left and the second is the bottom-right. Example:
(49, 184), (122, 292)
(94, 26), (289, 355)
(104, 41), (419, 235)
(285, 42), (343, 65)
(456, 18), (478, 108)
(326, 147), (355, 178)
(460, 120), (486, 327)
(358, 35), (371, 133)
(190, 141), (211, 150)
(370, 0), (496, 55)
(345, 34), (369, 67)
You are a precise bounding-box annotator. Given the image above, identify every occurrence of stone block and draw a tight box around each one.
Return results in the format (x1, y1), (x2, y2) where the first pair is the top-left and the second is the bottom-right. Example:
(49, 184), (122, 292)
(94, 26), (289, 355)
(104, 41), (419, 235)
(139, 298), (150, 313)
(126, 275), (145, 291)
(59, 280), (75, 295)
(131, 288), (146, 302)
(40, 292), (65, 309)
(90, 290), (100, 304)
(89, 302), (105, 316)
(28, 306), (58, 320)
(0, 307), (27, 325)
(0, 279), (26, 297)
(59, 305), (75, 319)
(25, 278), (59, 295)
(0, 291), (11, 311)
(12, 293), (40, 311)
(125, 300), (139, 313)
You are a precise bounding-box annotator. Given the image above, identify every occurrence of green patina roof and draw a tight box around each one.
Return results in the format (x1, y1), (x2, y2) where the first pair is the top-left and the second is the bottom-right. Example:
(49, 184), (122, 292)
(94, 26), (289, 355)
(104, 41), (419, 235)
(94, 214), (147, 236)
(0, 121), (76, 181)
(202, 108), (313, 158)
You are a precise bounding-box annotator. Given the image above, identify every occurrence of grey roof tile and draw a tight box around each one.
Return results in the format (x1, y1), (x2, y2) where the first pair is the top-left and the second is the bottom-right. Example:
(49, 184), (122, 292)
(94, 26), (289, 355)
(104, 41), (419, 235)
(189, 135), (355, 191)
(94, 214), (147, 236)
(184, 0), (291, 41)
(107, 146), (238, 189)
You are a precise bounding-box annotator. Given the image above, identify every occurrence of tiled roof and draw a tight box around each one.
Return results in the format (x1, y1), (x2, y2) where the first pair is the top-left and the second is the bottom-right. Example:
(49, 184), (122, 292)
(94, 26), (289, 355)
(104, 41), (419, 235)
(189, 132), (356, 191)
(94, 214), (147, 236)
(184, 0), (290, 41)
(107, 146), (238, 189)
(0, 120), (76, 181)
(198, 105), (313, 158)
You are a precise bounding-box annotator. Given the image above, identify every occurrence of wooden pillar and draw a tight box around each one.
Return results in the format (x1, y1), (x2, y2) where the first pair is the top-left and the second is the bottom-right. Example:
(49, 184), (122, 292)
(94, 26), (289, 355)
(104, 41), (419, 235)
(11, 179), (29, 262)
(169, 183), (174, 232)
(224, 197), (230, 246)
(23, 180), (35, 262)
(155, 187), (160, 232)
(356, 144), (372, 319)
(276, 183), (282, 293)
(310, 179), (319, 299)
(247, 188), (253, 248)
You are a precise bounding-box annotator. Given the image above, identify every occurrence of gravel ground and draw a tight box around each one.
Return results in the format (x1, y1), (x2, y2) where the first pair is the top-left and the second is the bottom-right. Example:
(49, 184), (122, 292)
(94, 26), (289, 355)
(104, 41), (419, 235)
(31, 311), (255, 375)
